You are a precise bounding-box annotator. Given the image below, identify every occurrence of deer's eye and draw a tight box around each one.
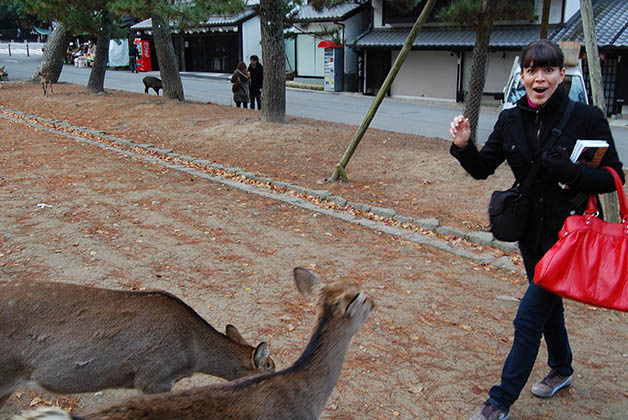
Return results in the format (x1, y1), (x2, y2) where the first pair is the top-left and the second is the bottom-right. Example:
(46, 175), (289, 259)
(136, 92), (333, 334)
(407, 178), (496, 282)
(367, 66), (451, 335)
(346, 293), (360, 311)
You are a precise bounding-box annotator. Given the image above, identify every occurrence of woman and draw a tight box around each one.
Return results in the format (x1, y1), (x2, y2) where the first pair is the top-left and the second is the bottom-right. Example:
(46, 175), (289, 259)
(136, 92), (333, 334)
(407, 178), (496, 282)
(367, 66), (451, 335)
(231, 61), (250, 108)
(450, 40), (624, 420)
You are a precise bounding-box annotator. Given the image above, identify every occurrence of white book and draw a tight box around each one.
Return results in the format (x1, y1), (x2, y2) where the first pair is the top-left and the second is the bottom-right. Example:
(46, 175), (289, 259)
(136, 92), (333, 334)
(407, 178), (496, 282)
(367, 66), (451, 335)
(569, 139), (609, 167)
(558, 139), (609, 189)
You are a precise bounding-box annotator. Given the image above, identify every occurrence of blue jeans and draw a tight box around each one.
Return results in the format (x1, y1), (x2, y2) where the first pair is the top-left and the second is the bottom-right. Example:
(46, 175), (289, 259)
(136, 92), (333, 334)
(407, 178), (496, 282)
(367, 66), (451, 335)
(488, 243), (573, 411)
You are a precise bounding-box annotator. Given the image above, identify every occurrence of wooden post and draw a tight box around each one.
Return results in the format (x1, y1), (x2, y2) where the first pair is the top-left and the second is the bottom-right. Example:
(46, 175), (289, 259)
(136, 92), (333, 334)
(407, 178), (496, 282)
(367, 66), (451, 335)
(540, 0), (551, 39)
(580, 0), (619, 222)
(580, 0), (606, 115)
(329, 0), (438, 182)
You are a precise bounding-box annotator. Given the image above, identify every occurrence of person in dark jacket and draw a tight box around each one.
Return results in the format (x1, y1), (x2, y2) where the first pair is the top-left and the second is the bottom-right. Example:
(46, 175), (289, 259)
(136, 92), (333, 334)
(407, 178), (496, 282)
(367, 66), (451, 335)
(129, 43), (139, 73)
(450, 39), (624, 420)
(247, 55), (263, 110)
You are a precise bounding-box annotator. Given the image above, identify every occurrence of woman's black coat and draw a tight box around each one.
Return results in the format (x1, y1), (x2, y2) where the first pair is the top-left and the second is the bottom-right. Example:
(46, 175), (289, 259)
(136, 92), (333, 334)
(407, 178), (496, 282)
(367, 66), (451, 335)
(451, 86), (624, 264)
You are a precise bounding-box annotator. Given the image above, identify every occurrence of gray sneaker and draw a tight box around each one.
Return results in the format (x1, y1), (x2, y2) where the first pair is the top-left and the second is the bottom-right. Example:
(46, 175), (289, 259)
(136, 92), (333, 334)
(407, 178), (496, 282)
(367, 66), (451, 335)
(468, 402), (510, 420)
(531, 369), (573, 398)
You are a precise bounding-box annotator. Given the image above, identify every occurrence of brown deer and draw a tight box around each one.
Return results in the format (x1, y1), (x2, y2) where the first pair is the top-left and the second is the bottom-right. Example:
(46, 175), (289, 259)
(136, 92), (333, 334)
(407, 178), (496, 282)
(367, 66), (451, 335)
(0, 66), (7, 88)
(142, 76), (162, 95)
(13, 267), (374, 420)
(36, 70), (52, 96)
(0, 280), (275, 409)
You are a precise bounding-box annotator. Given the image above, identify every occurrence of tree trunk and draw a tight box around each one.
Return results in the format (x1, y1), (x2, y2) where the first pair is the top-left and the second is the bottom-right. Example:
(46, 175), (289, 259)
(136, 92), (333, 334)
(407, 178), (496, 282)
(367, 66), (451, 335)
(87, 9), (112, 94)
(151, 14), (185, 101)
(31, 21), (72, 83)
(259, 0), (286, 123)
(463, 22), (493, 145)
(580, 0), (619, 222)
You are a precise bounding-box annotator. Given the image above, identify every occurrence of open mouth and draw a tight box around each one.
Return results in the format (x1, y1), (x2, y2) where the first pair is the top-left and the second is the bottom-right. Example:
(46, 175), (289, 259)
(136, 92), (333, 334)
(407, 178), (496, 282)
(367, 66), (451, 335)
(533, 87), (548, 94)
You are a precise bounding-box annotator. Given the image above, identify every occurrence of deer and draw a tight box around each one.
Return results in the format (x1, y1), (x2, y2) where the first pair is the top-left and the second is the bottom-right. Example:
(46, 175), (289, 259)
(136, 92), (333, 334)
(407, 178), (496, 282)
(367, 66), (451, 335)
(142, 76), (162, 96)
(0, 279), (275, 410)
(13, 267), (375, 420)
(0, 66), (7, 88)
(36, 70), (53, 96)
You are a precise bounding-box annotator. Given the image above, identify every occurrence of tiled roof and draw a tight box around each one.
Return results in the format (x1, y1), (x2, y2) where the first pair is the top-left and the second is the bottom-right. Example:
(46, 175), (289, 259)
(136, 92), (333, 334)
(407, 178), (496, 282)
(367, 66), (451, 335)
(550, 0), (628, 47)
(294, 3), (365, 21)
(131, 10), (255, 31)
(355, 26), (543, 49)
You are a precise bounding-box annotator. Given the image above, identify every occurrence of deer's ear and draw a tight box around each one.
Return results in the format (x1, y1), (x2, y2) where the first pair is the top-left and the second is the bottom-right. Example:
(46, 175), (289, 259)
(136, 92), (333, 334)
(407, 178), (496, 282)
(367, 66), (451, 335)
(293, 267), (321, 297)
(226, 324), (248, 345)
(254, 342), (270, 368)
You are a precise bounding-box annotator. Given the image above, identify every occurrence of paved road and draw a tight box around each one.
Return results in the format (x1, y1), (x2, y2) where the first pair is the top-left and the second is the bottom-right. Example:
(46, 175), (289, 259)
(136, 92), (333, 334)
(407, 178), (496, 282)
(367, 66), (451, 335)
(2, 42), (628, 163)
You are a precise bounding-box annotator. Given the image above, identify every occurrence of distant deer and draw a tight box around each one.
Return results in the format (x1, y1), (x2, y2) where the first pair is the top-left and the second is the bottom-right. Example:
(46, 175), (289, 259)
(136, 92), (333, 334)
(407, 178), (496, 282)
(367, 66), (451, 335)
(0, 280), (275, 409)
(142, 76), (162, 95)
(36, 70), (52, 96)
(0, 66), (7, 88)
(13, 267), (374, 420)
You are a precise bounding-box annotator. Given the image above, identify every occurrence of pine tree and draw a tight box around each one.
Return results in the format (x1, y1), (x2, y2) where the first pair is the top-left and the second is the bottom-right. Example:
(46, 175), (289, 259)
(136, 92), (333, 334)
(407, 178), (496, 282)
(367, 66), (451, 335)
(438, 0), (534, 144)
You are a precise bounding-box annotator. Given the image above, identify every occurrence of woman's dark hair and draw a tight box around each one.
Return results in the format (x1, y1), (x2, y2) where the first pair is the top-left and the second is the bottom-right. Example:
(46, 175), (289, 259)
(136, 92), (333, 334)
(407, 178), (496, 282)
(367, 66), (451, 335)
(520, 39), (564, 68)
(237, 61), (247, 73)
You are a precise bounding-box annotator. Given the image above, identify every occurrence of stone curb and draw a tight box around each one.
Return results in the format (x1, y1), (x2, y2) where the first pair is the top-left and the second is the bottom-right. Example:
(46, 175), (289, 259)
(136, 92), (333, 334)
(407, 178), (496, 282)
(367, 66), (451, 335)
(0, 107), (523, 273)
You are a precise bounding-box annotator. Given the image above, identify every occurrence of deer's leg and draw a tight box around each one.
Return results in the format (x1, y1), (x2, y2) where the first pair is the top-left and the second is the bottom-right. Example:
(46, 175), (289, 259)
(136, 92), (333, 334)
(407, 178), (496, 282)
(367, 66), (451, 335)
(0, 358), (22, 409)
(0, 392), (11, 409)
(135, 377), (174, 394)
(134, 368), (180, 394)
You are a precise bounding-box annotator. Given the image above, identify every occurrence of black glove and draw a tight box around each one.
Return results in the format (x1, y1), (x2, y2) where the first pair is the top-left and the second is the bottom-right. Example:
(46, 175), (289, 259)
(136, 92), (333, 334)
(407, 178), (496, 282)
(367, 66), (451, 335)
(541, 146), (581, 184)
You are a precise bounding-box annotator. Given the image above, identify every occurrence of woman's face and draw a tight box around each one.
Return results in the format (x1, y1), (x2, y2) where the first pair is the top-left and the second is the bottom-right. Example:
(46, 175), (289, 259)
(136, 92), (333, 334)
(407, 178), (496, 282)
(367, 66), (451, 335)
(520, 62), (566, 106)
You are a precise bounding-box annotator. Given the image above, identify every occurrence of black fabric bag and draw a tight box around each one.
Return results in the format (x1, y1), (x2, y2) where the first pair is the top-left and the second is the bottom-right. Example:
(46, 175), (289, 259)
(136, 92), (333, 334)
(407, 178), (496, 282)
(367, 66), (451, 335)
(488, 187), (530, 242)
(488, 100), (575, 242)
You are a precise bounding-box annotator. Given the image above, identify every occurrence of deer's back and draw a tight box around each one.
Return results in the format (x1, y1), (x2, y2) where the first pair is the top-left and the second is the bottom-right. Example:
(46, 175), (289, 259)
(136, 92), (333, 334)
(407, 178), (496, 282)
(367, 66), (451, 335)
(0, 280), (214, 390)
(79, 375), (318, 420)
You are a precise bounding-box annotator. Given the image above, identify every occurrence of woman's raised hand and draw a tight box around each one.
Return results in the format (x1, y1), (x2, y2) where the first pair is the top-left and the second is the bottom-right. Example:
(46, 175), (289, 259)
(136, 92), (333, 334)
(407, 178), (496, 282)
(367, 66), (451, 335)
(450, 115), (471, 148)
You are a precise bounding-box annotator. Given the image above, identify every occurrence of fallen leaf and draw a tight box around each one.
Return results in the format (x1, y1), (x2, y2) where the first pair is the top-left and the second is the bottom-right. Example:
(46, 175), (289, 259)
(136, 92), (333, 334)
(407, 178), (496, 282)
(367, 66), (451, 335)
(408, 385), (424, 394)
(471, 385), (484, 395)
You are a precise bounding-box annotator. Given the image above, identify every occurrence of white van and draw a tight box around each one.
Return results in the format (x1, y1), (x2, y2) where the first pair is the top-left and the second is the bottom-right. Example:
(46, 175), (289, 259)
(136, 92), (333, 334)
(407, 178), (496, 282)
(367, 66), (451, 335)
(498, 56), (589, 111)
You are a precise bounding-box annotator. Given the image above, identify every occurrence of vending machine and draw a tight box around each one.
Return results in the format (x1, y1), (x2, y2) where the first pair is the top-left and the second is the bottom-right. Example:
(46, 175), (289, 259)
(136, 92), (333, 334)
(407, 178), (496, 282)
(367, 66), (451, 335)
(134, 39), (152, 72)
(318, 41), (343, 92)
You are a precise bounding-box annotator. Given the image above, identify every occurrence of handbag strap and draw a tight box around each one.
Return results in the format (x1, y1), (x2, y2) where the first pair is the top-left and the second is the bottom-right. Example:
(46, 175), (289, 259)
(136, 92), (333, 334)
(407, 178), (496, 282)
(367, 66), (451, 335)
(587, 167), (628, 222)
(518, 99), (576, 192)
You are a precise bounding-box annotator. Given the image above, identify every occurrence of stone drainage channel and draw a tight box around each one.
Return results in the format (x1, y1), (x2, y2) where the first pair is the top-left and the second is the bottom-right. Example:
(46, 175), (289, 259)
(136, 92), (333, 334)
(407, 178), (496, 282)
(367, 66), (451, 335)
(0, 106), (523, 274)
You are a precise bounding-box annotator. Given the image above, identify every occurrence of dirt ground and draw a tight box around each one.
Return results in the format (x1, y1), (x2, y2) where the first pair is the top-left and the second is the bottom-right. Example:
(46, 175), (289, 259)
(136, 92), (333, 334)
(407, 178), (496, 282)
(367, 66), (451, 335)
(1, 82), (628, 420)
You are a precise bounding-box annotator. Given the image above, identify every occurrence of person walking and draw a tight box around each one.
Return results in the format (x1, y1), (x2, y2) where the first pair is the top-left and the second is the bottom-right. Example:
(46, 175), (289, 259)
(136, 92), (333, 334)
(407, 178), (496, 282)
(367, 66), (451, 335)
(449, 39), (624, 420)
(248, 55), (263, 110)
(129, 43), (139, 73)
(231, 61), (250, 108)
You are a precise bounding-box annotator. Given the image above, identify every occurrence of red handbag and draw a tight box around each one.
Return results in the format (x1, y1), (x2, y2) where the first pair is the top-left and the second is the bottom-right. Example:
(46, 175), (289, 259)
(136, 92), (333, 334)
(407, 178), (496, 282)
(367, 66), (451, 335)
(534, 166), (628, 311)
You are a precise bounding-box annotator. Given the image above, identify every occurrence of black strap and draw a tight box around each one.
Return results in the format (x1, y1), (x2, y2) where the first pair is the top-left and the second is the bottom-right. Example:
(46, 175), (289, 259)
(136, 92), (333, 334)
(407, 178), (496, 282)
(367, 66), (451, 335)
(517, 99), (576, 192)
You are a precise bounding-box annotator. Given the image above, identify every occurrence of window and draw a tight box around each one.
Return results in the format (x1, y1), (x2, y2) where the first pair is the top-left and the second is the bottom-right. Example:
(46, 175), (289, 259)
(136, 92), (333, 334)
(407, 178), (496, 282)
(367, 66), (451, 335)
(382, 0), (450, 25)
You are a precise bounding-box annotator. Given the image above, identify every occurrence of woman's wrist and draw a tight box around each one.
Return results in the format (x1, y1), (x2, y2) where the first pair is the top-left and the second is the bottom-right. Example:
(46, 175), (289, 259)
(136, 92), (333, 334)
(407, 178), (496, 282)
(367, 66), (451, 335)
(452, 141), (472, 151)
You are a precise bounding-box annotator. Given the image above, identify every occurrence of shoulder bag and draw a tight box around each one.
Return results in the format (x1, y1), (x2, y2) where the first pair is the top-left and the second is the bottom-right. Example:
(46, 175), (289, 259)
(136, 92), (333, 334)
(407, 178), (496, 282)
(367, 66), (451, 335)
(488, 100), (575, 242)
(534, 166), (628, 311)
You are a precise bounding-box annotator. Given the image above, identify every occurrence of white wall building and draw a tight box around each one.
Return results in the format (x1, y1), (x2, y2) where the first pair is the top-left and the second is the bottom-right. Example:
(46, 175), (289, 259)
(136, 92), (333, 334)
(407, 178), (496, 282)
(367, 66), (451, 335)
(357, 0), (584, 104)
